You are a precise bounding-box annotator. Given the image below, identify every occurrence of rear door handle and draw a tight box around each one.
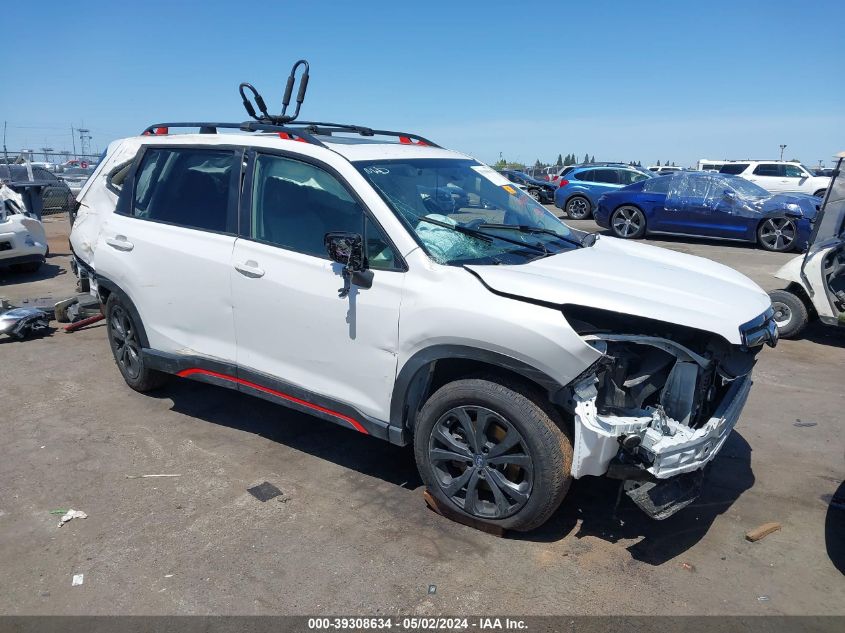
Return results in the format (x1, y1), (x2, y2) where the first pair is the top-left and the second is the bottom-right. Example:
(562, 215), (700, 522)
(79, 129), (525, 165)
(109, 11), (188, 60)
(106, 236), (134, 251)
(234, 260), (265, 278)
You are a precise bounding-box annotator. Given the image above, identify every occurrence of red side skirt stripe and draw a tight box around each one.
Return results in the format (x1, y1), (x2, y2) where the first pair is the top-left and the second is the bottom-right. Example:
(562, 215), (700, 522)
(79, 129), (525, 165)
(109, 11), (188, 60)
(175, 368), (368, 434)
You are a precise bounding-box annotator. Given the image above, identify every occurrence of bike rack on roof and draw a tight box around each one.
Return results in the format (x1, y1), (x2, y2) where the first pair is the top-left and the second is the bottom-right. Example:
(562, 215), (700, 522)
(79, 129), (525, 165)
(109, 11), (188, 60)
(140, 59), (441, 149)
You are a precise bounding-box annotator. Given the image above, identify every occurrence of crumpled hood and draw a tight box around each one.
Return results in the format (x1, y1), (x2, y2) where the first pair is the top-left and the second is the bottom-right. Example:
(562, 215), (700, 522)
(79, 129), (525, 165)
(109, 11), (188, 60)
(759, 192), (820, 219)
(465, 236), (771, 344)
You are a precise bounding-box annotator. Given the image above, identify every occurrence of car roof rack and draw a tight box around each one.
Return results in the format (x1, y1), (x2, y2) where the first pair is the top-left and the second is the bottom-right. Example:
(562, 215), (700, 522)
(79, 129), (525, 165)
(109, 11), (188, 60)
(139, 121), (440, 148)
(141, 59), (439, 148)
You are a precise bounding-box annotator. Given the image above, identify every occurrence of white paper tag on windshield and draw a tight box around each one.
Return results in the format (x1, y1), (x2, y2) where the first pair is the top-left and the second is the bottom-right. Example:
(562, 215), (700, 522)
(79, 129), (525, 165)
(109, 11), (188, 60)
(471, 165), (512, 187)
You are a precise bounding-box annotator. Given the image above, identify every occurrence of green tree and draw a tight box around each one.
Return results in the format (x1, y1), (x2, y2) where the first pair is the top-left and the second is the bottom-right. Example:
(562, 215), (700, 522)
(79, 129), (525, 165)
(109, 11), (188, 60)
(590, 155), (595, 163)
(583, 153), (589, 164)
(656, 160), (661, 166)
(556, 153), (563, 167)
(637, 160), (642, 167)
(494, 158), (507, 169)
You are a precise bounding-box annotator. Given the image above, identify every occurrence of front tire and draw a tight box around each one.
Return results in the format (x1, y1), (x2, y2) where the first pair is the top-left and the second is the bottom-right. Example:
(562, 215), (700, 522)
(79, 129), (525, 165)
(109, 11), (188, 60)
(527, 188), (541, 202)
(813, 189), (826, 199)
(610, 205), (646, 239)
(757, 217), (797, 252)
(769, 289), (810, 338)
(105, 293), (168, 392)
(414, 378), (573, 532)
(565, 196), (592, 220)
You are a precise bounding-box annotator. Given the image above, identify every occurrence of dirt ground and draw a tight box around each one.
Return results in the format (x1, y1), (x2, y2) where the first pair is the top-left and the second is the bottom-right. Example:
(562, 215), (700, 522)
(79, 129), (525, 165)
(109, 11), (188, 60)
(0, 214), (842, 616)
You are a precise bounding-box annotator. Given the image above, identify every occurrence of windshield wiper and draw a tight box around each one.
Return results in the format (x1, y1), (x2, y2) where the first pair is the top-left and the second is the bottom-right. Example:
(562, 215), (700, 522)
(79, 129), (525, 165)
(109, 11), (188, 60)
(476, 223), (585, 248)
(417, 216), (547, 254)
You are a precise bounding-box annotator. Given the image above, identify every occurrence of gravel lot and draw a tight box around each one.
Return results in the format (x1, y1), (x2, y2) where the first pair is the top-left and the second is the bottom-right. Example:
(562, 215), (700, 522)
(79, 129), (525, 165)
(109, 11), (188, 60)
(0, 213), (842, 616)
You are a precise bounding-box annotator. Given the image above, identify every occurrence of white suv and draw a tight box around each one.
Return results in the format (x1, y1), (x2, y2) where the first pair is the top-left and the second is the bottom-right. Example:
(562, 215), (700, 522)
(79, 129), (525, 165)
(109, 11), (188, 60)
(719, 160), (829, 197)
(69, 115), (778, 531)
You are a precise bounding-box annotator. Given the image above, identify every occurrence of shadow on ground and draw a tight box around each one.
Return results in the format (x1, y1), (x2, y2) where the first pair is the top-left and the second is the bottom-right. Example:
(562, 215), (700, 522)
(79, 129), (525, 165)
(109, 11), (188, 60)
(158, 379), (753, 563)
(0, 261), (66, 285)
(516, 431), (755, 564)
(161, 379), (422, 489)
(801, 320), (845, 349)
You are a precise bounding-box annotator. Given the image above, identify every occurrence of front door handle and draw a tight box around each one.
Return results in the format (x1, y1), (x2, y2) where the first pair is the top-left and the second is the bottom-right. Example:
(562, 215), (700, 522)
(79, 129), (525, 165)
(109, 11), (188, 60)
(106, 235), (134, 251)
(234, 260), (265, 278)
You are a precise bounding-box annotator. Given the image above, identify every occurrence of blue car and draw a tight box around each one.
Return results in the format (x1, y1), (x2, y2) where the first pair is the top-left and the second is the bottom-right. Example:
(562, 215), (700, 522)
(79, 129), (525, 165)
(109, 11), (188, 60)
(594, 172), (819, 252)
(553, 165), (652, 219)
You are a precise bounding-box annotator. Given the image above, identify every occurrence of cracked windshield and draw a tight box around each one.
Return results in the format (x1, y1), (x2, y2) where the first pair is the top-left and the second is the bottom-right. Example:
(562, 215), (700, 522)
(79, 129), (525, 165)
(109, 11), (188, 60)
(357, 159), (581, 265)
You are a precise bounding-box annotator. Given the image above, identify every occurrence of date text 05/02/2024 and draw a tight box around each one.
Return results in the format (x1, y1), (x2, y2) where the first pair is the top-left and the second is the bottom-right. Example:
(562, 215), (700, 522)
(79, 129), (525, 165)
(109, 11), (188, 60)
(307, 617), (528, 630)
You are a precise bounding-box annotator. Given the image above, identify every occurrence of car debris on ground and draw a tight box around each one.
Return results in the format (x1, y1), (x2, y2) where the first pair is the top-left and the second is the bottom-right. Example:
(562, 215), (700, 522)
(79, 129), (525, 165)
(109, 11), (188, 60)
(0, 307), (50, 340)
(58, 509), (88, 527)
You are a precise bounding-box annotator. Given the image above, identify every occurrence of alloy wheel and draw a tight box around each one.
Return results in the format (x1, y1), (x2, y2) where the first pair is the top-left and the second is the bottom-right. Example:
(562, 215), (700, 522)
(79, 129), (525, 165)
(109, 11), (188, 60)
(528, 189), (541, 202)
(759, 218), (796, 251)
(612, 207), (644, 237)
(566, 197), (590, 219)
(109, 305), (141, 380)
(428, 405), (533, 519)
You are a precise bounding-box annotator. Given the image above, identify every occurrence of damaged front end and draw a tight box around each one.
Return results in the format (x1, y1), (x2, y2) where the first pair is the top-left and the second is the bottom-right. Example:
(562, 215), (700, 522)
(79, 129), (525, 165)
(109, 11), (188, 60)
(562, 305), (775, 520)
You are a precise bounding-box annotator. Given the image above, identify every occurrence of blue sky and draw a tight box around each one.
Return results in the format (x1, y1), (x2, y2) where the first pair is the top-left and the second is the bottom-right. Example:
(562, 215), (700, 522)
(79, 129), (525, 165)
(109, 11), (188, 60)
(3, 0), (844, 168)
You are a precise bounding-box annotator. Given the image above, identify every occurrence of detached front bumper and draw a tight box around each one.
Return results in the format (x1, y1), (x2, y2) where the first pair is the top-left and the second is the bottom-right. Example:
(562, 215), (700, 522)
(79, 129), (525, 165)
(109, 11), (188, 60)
(571, 374), (752, 519)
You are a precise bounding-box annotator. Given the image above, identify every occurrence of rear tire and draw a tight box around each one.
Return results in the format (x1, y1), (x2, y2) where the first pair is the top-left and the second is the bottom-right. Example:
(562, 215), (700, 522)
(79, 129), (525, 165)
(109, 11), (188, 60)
(769, 289), (809, 338)
(528, 189), (541, 202)
(610, 205), (646, 239)
(565, 196), (592, 220)
(414, 377), (572, 532)
(105, 293), (168, 392)
(813, 189), (826, 199)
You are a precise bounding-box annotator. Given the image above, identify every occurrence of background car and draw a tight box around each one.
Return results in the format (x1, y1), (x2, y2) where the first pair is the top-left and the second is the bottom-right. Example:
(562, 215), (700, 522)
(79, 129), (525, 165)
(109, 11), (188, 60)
(498, 169), (556, 203)
(0, 164), (75, 218)
(0, 185), (48, 272)
(58, 166), (95, 196)
(553, 165), (652, 219)
(594, 172), (819, 252)
(718, 161), (829, 197)
(648, 165), (684, 174)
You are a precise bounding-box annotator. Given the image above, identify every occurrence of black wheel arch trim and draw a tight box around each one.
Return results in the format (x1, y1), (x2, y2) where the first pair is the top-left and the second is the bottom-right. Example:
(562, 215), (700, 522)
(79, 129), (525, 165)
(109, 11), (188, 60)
(96, 275), (152, 349)
(389, 345), (566, 440)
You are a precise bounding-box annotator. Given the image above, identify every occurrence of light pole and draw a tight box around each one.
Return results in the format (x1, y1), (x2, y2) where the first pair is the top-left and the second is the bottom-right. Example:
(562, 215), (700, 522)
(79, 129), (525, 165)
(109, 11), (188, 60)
(779, 144), (787, 161)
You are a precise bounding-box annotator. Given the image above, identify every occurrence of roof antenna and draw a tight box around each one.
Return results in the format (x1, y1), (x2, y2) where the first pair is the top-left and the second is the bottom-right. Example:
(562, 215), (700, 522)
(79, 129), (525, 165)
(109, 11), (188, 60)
(239, 59), (310, 125)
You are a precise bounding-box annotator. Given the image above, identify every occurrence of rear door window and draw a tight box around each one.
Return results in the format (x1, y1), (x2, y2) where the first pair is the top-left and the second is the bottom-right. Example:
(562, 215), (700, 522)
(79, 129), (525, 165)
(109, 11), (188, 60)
(593, 169), (619, 184)
(574, 169), (595, 182)
(131, 148), (237, 233)
(719, 163), (749, 175)
(753, 163), (781, 177)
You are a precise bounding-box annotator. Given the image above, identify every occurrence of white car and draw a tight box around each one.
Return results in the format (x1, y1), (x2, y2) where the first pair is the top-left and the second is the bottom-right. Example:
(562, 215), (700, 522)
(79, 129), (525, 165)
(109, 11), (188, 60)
(719, 160), (829, 198)
(769, 153), (845, 338)
(69, 75), (778, 530)
(0, 184), (48, 272)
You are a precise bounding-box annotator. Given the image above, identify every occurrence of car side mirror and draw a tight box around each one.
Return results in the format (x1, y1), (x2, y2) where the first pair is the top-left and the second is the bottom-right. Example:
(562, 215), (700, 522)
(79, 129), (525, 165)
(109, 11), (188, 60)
(324, 231), (373, 297)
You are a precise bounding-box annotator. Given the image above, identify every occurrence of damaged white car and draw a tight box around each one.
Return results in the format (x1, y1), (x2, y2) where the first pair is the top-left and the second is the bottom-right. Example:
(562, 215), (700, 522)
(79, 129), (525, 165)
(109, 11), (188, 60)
(68, 64), (777, 530)
(0, 184), (48, 272)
